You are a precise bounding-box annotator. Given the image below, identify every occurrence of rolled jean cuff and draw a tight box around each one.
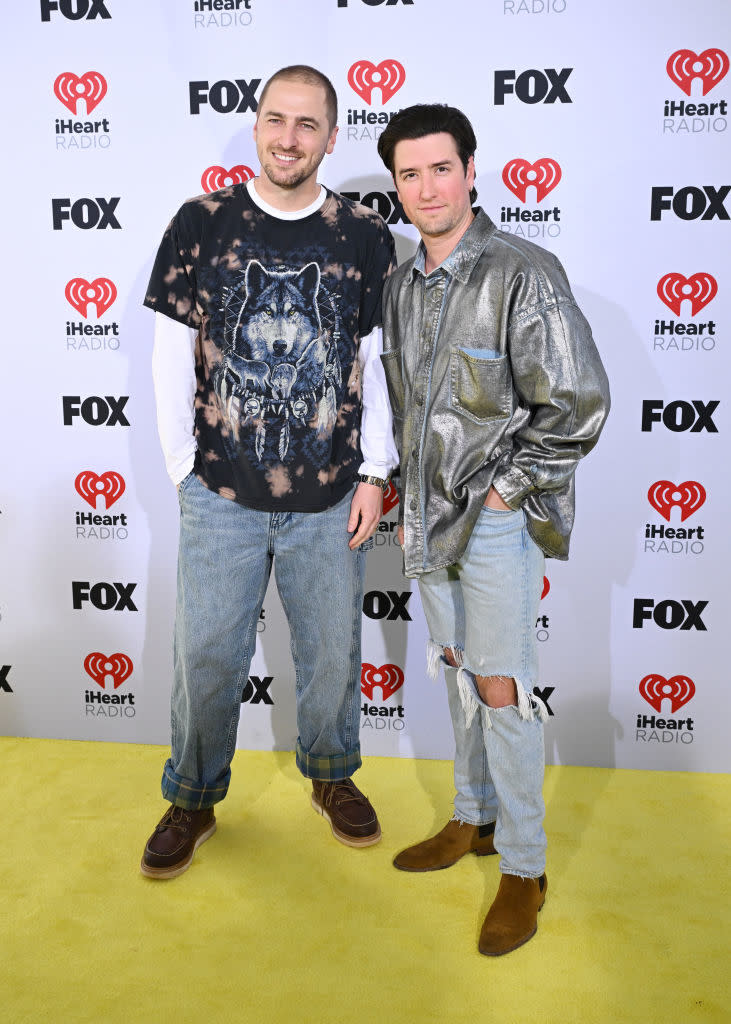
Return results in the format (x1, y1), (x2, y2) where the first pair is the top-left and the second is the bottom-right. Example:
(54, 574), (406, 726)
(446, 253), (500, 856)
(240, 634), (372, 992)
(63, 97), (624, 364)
(296, 740), (362, 781)
(161, 758), (230, 810)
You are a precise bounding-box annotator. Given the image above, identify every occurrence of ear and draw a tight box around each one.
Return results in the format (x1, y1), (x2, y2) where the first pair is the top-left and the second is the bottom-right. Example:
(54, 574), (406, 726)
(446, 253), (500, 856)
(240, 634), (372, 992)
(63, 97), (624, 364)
(325, 125), (338, 156)
(295, 262), (321, 301)
(245, 260), (269, 298)
(466, 155), (475, 191)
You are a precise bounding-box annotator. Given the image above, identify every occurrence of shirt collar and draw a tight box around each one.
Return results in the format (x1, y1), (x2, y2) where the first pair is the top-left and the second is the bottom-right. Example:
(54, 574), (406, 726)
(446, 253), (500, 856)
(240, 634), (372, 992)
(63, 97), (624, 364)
(410, 209), (497, 284)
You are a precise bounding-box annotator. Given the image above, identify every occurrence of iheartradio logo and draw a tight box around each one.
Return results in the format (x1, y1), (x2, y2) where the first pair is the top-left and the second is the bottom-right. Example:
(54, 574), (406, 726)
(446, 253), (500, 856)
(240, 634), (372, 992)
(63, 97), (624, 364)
(657, 273), (717, 317)
(502, 158), (561, 203)
(647, 480), (705, 522)
(65, 277), (117, 318)
(382, 480), (399, 515)
(201, 164), (254, 194)
(666, 48), (729, 97)
(347, 60), (406, 105)
(54, 71), (107, 114)
(84, 652), (133, 690)
(541, 577), (550, 600)
(75, 470), (126, 509)
(361, 662), (404, 700)
(639, 673), (695, 714)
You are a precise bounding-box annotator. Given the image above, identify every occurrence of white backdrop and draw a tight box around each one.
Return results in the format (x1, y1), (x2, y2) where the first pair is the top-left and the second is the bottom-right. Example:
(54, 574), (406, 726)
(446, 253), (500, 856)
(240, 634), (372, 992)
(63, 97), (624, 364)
(1, 0), (728, 772)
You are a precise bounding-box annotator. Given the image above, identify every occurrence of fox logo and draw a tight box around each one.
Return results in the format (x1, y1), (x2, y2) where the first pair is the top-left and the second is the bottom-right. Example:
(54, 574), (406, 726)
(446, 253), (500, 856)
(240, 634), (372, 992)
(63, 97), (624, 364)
(217, 261), (341, 461)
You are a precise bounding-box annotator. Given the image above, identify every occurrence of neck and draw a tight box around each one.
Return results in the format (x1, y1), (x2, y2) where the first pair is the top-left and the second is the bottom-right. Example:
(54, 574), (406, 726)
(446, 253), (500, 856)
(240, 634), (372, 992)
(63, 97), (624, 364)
(252, 175), (321, 213)
(423, 209), (475, 274)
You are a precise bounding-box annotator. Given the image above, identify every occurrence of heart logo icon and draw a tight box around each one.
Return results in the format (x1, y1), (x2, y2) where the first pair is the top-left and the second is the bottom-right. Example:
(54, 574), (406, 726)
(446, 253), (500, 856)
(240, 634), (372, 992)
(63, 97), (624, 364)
(65, 277), (117, 318)
(361, 662), (404, 700)
(639, 674), (695, 713)
(657, 273), (717, 317)
(75, 470), (126, 509)
(647, 480), (705, 522)
(84, 653), (134, 690)
(347, 60), (406, 105)
(382, 481), (399, 515)
(666, 48), (729, 97)
(54, 71), (107, 114)
(502, 158), (562, 203)
(200, 165), (254, 194)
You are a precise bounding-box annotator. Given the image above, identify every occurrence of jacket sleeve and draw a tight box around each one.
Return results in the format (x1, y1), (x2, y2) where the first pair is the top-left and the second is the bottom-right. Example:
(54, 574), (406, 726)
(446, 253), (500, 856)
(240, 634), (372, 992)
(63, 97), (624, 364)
(491, 296), (610, 508)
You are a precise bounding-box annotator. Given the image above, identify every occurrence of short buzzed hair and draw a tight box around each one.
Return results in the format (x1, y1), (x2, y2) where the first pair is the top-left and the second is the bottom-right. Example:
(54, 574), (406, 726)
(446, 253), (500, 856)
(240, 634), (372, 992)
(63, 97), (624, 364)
(258, 65), (338, 130)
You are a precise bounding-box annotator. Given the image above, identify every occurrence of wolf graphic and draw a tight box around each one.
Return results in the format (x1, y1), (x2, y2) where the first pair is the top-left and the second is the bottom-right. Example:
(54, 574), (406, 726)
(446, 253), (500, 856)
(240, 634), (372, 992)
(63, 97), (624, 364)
(215, 260), (342, 462)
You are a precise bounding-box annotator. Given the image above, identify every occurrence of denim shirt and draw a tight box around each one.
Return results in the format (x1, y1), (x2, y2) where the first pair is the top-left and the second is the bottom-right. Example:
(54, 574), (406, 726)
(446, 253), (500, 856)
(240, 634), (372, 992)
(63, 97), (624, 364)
(381, 210), (610, 578)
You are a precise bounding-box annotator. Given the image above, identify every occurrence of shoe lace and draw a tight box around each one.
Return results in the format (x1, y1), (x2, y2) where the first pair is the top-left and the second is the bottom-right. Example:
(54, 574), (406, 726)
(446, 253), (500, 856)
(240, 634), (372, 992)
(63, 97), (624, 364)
(322, 780), (363, 808)
(158, 805), (190, 832)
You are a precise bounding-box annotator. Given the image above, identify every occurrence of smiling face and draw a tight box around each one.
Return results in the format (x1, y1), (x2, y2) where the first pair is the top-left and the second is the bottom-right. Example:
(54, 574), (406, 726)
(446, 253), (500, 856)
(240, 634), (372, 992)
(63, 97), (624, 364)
(253, 77), (338, 203)
(392, 132), (475, 244)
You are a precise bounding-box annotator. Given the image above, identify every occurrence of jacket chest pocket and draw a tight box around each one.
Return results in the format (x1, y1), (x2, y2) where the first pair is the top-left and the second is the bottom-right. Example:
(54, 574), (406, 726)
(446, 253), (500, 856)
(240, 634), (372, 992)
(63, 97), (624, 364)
(380, 348), (405, 420)
(449, 347), (511, 423)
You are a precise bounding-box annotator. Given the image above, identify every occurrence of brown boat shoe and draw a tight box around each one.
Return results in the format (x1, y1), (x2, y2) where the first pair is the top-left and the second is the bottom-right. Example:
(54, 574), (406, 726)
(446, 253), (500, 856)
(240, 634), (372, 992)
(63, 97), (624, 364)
(140, 804), (217, 879)
(311, 778), (381, 847)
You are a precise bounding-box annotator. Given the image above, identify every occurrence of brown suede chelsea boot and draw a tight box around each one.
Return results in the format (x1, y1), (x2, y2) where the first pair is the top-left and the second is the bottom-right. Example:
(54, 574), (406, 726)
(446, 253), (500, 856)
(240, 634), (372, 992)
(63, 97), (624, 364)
(479, 872), (547, 956)
(393, 818), (496, 872)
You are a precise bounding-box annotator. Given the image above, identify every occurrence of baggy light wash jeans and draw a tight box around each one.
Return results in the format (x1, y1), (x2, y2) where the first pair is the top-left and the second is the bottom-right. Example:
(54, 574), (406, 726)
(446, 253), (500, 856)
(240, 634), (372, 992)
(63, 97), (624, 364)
(417, 505), (547, 878)
(161, 473), (368, 810)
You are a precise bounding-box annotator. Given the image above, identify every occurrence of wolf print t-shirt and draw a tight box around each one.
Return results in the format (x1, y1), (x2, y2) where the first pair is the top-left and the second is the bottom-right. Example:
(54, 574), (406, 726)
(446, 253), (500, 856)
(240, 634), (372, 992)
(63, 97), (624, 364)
(144, 185), (395, 512)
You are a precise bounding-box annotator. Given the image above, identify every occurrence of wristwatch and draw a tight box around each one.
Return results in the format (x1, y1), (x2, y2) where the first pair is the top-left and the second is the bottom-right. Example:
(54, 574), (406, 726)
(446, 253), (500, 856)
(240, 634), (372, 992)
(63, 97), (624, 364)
(357, 473), (389, 491)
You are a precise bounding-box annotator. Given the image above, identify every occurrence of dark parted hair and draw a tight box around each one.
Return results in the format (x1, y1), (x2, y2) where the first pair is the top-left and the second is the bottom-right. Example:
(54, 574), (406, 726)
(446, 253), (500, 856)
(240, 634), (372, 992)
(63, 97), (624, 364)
(258, 65), (338, 131)
(377, 103), (478, 203)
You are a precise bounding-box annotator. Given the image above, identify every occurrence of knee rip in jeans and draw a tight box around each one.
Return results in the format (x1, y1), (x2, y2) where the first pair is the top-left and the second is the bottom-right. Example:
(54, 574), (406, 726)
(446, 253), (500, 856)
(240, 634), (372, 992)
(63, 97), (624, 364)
(456, 668), (549, 730)
(476, 674), (517, 708)
(426, 639), (463, 680)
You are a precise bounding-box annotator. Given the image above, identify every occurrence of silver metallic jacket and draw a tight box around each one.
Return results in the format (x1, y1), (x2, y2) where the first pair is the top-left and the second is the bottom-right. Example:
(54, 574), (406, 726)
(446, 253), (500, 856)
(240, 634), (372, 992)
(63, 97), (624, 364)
(381, 210), (610, 578)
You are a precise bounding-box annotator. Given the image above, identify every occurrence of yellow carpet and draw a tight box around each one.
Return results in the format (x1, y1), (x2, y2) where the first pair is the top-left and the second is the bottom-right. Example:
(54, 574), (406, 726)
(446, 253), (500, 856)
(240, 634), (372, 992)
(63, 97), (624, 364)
(2, 738), (728, 1024)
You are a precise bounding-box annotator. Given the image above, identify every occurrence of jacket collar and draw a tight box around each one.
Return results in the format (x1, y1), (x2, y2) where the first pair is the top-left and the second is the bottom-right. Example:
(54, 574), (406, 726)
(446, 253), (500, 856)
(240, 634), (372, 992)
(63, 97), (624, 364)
(411, 208), (497, 284)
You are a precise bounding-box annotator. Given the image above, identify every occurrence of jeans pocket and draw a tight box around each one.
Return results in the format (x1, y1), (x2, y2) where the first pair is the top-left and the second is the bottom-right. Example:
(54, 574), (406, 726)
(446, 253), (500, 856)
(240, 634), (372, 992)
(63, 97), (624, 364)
(177, 469), (196, 508)
(480, 504), (521, 518)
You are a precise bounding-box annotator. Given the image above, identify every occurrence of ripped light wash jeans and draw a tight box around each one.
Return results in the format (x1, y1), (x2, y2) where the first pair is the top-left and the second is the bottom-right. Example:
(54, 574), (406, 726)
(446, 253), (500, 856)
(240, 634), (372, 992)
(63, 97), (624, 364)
(417, 505), (547, 878)
(161, 473), (368, 810)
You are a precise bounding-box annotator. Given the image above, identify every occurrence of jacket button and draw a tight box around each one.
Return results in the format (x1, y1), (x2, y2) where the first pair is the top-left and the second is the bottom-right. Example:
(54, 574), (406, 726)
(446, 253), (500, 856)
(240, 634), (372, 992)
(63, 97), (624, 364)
(410, 500), (417, 510)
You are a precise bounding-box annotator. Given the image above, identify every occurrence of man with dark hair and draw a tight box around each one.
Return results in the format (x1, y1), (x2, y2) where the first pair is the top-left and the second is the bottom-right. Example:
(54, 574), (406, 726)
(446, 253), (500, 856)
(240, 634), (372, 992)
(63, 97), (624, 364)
(377, 103), (477, 202)
(140, 66), (397, 878)
(377, 104), (609, 955)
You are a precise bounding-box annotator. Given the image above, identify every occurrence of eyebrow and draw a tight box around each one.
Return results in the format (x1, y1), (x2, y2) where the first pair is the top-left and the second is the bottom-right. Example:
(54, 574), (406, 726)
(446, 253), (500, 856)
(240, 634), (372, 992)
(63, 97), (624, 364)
(263, 109), (322, 128)
(396, 158), (457, 175)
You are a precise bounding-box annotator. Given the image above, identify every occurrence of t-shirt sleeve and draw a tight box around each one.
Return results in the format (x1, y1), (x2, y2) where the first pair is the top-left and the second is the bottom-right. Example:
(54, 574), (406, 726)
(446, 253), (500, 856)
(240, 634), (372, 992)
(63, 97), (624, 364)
(358, 216), (397, 339)
(143, 205), (202, 329)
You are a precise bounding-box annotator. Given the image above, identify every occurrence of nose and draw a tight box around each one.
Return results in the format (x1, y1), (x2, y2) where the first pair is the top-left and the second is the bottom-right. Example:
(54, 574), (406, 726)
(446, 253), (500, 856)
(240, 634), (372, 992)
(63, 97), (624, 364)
(419, 173), (437, 199)
(278, 122), (298, 150)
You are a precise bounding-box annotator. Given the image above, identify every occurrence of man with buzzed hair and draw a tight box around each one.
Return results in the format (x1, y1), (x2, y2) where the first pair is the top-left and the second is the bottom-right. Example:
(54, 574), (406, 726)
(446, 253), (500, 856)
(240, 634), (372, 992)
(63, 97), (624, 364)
(140, 66), (397, 878)
(377, 103), (609, 955)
